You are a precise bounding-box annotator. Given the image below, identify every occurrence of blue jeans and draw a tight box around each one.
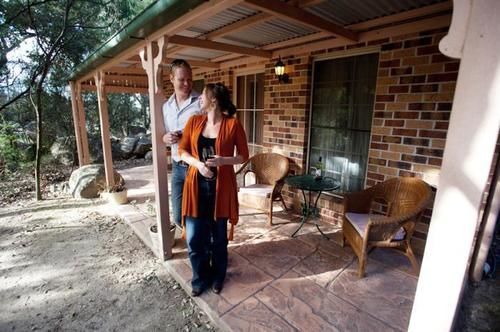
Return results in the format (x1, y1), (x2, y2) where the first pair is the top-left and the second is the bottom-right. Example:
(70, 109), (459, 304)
(185, 177), (228, 290)
(171, 160), (188, 227)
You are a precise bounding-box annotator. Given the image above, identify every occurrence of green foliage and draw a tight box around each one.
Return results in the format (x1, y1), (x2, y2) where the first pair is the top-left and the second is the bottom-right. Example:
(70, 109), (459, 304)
(0, 118), (20, 170)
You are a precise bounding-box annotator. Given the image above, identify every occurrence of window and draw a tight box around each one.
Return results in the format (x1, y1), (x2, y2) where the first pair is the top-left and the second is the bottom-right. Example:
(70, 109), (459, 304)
(236, 73), (264, 154)
(193, 79), (204, 95)
(308, 53), (379, 192)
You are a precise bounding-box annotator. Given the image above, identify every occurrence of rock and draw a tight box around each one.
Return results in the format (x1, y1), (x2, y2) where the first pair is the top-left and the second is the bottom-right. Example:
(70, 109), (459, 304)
(50, 137), (76, 166)
(132, 135), (151, 157)
(144, 151), (153, 161)
(120, 137), (139, 158)
(128, 126), (147, 137)
(68, 164), (124, 198)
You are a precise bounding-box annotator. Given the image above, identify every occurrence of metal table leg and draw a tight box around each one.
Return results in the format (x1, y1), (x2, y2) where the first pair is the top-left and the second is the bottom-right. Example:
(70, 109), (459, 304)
(291, 189), (330, 239)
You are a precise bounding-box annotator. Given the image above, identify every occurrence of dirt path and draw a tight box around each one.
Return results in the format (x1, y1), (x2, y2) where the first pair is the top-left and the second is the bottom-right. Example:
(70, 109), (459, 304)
(0, 197), (215, 331)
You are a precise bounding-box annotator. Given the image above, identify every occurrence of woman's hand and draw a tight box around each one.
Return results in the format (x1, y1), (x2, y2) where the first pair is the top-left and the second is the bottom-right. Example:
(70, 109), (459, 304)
(197, 161), (215, 178)
(205, 155), (224, 167)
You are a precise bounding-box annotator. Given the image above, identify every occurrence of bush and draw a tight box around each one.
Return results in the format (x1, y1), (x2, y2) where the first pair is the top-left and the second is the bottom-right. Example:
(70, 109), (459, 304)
(0, 120), (21, 171)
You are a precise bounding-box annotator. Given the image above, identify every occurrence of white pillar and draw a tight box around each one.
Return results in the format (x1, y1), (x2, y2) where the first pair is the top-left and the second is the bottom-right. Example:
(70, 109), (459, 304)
(140, 36), (172, 260)
(409, 1), (500, 331)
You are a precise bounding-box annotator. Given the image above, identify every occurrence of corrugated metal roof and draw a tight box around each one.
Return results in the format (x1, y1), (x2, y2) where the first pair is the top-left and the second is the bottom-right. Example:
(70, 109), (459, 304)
(306, 0), (444, 26)
(222, 18), (318, 47)
(176, 48), (228, 59)
(189, 5), (258, 35)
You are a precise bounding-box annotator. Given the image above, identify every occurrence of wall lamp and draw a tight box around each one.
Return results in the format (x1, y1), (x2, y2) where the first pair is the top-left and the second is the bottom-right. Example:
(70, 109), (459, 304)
(274, 57), (289, 83)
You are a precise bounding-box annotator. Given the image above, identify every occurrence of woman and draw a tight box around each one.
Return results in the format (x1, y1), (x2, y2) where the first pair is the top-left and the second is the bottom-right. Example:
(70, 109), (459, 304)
(178, 83), (249, 296)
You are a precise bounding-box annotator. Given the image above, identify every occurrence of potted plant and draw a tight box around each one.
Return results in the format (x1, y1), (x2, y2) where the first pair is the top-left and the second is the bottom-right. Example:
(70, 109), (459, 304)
(99, 183), (128, 205)
(149, 223), (176, 250)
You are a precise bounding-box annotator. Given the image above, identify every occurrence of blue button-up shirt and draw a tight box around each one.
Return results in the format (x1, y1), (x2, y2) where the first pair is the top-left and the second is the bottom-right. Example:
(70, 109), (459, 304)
(162, 91), (201, 161)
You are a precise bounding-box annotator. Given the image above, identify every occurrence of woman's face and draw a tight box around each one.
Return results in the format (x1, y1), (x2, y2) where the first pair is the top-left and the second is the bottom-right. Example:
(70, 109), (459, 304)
(199, 88), (213, 112)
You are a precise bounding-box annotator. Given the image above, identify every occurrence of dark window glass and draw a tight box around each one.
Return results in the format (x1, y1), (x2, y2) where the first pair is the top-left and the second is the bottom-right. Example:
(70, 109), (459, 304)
(309, 53), (379, 192)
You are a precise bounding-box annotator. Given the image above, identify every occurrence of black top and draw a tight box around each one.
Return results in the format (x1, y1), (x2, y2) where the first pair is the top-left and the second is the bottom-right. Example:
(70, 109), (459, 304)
(198, 135), (217, 180)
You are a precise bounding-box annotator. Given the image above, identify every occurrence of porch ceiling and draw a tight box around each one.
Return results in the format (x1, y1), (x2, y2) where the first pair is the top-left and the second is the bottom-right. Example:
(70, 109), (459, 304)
(73, 0), (451, 94)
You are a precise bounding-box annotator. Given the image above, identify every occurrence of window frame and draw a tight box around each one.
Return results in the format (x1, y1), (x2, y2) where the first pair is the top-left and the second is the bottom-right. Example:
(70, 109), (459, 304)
(306, 47), (380, 195)
(233, 66), (265, 155)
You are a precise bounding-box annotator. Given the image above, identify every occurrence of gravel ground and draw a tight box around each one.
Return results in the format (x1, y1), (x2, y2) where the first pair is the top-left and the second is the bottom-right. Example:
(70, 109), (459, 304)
(0, 197), (216, 331)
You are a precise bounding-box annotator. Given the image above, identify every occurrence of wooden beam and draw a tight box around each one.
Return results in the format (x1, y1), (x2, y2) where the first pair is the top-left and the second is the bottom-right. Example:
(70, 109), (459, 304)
(169, 35), (272, 58)
(106, 67), (146, 75)
(81, 84), (149, 95)
(164, 58), (220, 69)
(242, 0), (358, 41)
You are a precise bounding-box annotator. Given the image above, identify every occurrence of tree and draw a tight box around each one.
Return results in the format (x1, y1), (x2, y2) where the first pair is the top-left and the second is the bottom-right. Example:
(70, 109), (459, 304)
(0, 0), (154, 200)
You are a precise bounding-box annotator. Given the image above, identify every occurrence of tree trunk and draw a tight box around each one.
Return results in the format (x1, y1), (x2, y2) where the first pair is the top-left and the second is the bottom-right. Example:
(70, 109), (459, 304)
(34, 88), (43, 201)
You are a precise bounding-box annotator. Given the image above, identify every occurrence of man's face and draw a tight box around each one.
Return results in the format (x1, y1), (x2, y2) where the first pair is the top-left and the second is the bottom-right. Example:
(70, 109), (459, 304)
(170, 67), (193, 97)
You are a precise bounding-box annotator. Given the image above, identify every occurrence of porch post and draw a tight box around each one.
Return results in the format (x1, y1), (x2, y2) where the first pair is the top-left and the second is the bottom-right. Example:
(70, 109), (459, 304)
(94, 71), (115, 187)
(76, 82), (90, 165)
(69, 81), (85, 166)
(140, 36), (172, 260)
(409, 1), (500, 331)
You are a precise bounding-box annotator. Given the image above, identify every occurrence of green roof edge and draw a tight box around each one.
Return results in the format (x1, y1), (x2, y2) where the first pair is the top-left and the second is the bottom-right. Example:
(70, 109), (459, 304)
(68, 0), (206, 81)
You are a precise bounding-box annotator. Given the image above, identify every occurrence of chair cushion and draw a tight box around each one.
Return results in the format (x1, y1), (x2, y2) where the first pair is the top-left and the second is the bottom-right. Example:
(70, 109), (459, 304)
(345, 213), (406, 240)
(238, 184), (273, 197)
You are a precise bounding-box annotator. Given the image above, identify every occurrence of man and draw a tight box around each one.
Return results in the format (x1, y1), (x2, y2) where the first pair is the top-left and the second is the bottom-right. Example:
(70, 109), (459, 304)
(162, 59), (201, 228)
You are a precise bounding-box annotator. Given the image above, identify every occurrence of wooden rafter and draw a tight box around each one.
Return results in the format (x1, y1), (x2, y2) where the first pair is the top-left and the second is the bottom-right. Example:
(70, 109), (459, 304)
(242, 0), (358, 41)
(168, 35), (272, 58)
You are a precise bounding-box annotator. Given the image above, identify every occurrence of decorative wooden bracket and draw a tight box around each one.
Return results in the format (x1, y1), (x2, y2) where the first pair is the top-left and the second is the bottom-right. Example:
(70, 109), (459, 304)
(140, 36), (166, 94)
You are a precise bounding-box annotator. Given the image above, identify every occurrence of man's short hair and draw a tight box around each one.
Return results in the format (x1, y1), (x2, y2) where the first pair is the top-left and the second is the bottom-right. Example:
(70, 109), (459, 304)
(170, 59), (191, 74)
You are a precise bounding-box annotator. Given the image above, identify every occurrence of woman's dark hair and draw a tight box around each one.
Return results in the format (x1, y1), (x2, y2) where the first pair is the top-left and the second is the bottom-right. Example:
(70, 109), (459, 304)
(204, 83), (237, 117)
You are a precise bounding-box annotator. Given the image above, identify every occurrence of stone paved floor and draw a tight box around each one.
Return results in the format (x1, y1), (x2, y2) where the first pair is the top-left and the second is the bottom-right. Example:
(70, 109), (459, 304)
(114, 165), (420, 332)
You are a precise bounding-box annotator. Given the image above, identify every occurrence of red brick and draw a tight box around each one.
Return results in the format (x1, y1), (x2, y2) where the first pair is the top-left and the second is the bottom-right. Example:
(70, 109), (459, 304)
(409, 103), (436, 111)
(382, 135), (402, 143)
(419, 130), (447, 139)
(381, 42), (403, 51)
(410, 84), (439, 93)
(376, 95), (395, 102)
(394, 111), (419, 119)
(429, 157), (442, 166)
(403, 137), (430, 146)
(420, 111), (450, 120)
(369, 158), (387, 166)
(367, 172), (385, 181)
(388, 160), (412, 170)
(404, 37), (433, 48)
(384, 120), (405, 127)
(391, 67), (413, 76)
(416, 147), (444, 157)
(427, 73), (458, 82)
(400, 75), (426, 84)
(371, 142), (389, 150)
(434, 121), (449, 130)
(393, 128), (418, 136)
(402, 154), (428, 164)
(380, 59), (401, 68)
(431, 54), (454, 63)
(444, 62), (460, 72)
(417, 45), (440, 55)
(389, 85), (409, 93)
(374, 103), (385, 110)
(374, 111), (393, 118)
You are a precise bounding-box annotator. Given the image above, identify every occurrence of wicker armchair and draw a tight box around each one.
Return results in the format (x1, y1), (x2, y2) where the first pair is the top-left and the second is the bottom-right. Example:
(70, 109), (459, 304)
(341, 177), (431, 278)
(235, 153), (289, 225)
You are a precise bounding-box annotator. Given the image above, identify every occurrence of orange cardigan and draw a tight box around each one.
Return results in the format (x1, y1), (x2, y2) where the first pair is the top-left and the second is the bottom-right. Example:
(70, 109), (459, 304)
(178, 114), (249, 240)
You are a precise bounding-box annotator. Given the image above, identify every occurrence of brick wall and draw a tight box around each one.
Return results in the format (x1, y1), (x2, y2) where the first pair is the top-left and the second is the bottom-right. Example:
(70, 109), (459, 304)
(168, 27), (459, 254)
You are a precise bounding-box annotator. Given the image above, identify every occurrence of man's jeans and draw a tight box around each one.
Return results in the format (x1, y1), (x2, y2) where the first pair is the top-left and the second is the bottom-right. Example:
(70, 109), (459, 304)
(171, 160), (188, 227)
(185, 177), (228, 290)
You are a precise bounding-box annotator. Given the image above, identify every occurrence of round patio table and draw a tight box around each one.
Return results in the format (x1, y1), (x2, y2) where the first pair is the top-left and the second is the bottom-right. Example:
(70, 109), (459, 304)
(285, 175), (340, 239)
